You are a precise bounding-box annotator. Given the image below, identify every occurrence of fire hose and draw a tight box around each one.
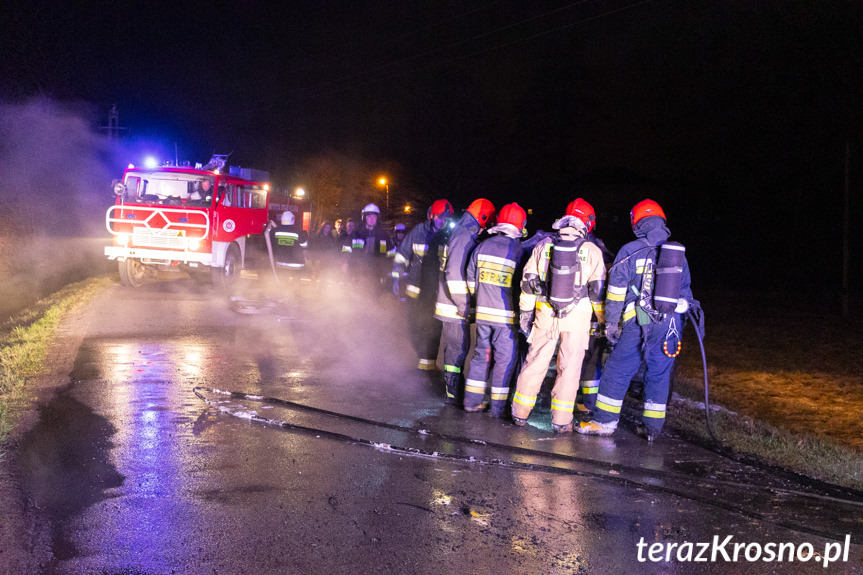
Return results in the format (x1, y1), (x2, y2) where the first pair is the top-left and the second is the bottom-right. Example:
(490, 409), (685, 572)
(263, 221), (281, 287)
(192, 385), (860, 541)
(685, 307), (717, 443)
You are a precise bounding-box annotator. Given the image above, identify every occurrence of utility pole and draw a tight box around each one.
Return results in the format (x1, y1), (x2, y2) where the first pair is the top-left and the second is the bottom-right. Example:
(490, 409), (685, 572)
(842, 139), (851, 318)
(100, 104), (128, 142)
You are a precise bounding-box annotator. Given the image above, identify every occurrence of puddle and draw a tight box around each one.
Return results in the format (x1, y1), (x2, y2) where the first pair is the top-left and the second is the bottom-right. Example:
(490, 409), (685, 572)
(16, 391), (124, 561)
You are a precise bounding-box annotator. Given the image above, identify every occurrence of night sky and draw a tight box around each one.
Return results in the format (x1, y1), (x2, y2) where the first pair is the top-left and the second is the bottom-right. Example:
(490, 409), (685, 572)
(3, 1), (863, 294)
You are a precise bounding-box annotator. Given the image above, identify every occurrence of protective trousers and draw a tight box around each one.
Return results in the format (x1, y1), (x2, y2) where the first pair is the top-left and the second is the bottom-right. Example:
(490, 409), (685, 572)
(512, 307), (591, 426)
(409, 297), (442, 371)
(441, 320), (470, 402)
(464, 324), (517, 416)
(578, 325), (606, 412)
(592, 314), (679, 435)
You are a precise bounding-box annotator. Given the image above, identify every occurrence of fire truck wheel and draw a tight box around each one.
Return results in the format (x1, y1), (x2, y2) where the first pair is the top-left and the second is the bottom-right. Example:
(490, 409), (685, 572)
(119, 258), (148, 288)
(212, 244), (241, 291)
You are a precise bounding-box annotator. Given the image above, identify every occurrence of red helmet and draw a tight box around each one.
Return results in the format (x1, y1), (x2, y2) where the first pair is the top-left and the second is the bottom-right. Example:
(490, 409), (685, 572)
(630, 199), (666, 227)
(496, 203), (527, 230)
(564, 198), (596, 232)
(466, 198), (496, 228)
(427, 199), (454, 220)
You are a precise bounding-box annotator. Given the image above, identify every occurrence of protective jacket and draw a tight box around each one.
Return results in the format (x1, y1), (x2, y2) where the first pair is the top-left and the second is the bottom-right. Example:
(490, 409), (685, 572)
(393, 220), (447, 301)
(269, 223), (308, 268)
(519, 232), (606, 324)
(467, 230), (523, 326)
(434, 212), (483, 323)
(604, 218), (692, 328)
(346, 226), (392, 260)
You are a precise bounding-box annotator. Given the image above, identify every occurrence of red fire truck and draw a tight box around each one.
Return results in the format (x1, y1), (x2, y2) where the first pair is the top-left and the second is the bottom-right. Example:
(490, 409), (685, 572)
(104, 156), (271, 289)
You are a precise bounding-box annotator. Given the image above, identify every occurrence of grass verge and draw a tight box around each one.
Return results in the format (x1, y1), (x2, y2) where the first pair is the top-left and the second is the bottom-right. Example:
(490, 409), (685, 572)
(0, 276), (112, 458)
(666, 291), (863, 492)
(668, 389), (863, 492)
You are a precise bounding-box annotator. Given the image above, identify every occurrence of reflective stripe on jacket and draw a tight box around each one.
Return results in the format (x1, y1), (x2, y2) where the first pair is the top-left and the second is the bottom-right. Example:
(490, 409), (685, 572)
(434, 212), (483, 323)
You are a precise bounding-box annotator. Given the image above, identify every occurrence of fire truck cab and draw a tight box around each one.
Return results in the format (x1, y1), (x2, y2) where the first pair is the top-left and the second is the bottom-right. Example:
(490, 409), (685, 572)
(105, 157), (270, 290)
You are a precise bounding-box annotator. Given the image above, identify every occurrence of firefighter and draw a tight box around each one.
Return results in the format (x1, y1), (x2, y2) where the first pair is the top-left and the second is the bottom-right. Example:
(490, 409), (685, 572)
(577, 199), (694, 441)
(346, 203), (393, 294)
(388, 223), (408, 300)
(392, 199), (454, 372)
(511, 199), (607, 433)
(434, 199), (496, 405)
(392, 223), (407, 249)
(463, 203), (525, 417)
(265, 211), (308, 296)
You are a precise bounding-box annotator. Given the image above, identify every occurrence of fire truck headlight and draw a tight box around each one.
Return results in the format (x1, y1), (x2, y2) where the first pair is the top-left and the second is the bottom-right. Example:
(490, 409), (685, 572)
(118, 233), (131, 247)
(188, 238), (201, 251)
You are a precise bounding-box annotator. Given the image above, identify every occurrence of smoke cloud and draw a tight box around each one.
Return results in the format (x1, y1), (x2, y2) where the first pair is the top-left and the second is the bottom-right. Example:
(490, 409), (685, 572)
(0, 98), (118, 319)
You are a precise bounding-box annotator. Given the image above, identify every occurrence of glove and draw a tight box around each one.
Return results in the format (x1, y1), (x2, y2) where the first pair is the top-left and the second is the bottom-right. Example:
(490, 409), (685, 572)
(528, 276), (546, 296)
(519, 310), (534, 337)
(605, 322), (621, 345)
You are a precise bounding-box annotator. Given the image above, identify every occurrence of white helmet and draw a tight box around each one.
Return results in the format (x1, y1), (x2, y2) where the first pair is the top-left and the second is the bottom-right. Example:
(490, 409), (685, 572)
(280, 211), (296, 226)
(362, 203), (381, 217)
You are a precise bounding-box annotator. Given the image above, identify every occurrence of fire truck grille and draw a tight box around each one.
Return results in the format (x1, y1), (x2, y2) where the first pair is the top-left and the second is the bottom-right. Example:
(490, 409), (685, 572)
(132, 228), (186, 250)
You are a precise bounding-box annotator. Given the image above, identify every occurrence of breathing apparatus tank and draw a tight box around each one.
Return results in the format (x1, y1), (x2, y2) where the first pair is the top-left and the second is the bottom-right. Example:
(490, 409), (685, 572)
(548, 238), (585, 316)
(653, 241), (686, 314)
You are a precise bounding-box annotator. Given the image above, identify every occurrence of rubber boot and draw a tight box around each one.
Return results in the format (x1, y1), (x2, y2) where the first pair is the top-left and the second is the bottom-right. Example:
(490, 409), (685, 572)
(444, 372), (460, 406)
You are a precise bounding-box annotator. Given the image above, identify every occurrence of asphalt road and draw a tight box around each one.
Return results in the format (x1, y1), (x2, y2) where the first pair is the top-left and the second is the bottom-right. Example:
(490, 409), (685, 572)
(3, 275), (862, 574)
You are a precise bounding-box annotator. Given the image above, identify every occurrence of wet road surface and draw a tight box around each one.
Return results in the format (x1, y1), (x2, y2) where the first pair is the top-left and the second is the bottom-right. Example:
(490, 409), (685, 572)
(9, 276), (863, 574)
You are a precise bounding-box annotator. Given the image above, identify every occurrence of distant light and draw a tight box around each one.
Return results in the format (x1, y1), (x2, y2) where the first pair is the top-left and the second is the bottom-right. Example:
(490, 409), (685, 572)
(379, 178), (387, 186)
(295, 188), (306, 198)
(127, 163), (135, 169)
(404, 204), (411, 213)
(144, 156), (158, 168)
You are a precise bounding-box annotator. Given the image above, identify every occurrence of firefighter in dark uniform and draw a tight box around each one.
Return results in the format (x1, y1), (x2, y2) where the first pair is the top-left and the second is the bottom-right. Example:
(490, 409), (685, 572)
(268, 210), (308, 270)
(463, 203), (526, 417)
(345, 203), (392, 294)
(392, 199), (454, 372)
(434, 199), (496, 405)
(577, 199), (694, 441)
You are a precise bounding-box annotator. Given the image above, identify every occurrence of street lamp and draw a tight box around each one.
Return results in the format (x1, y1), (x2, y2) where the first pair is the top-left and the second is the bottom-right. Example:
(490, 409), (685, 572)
(378, 177), (389, 212)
